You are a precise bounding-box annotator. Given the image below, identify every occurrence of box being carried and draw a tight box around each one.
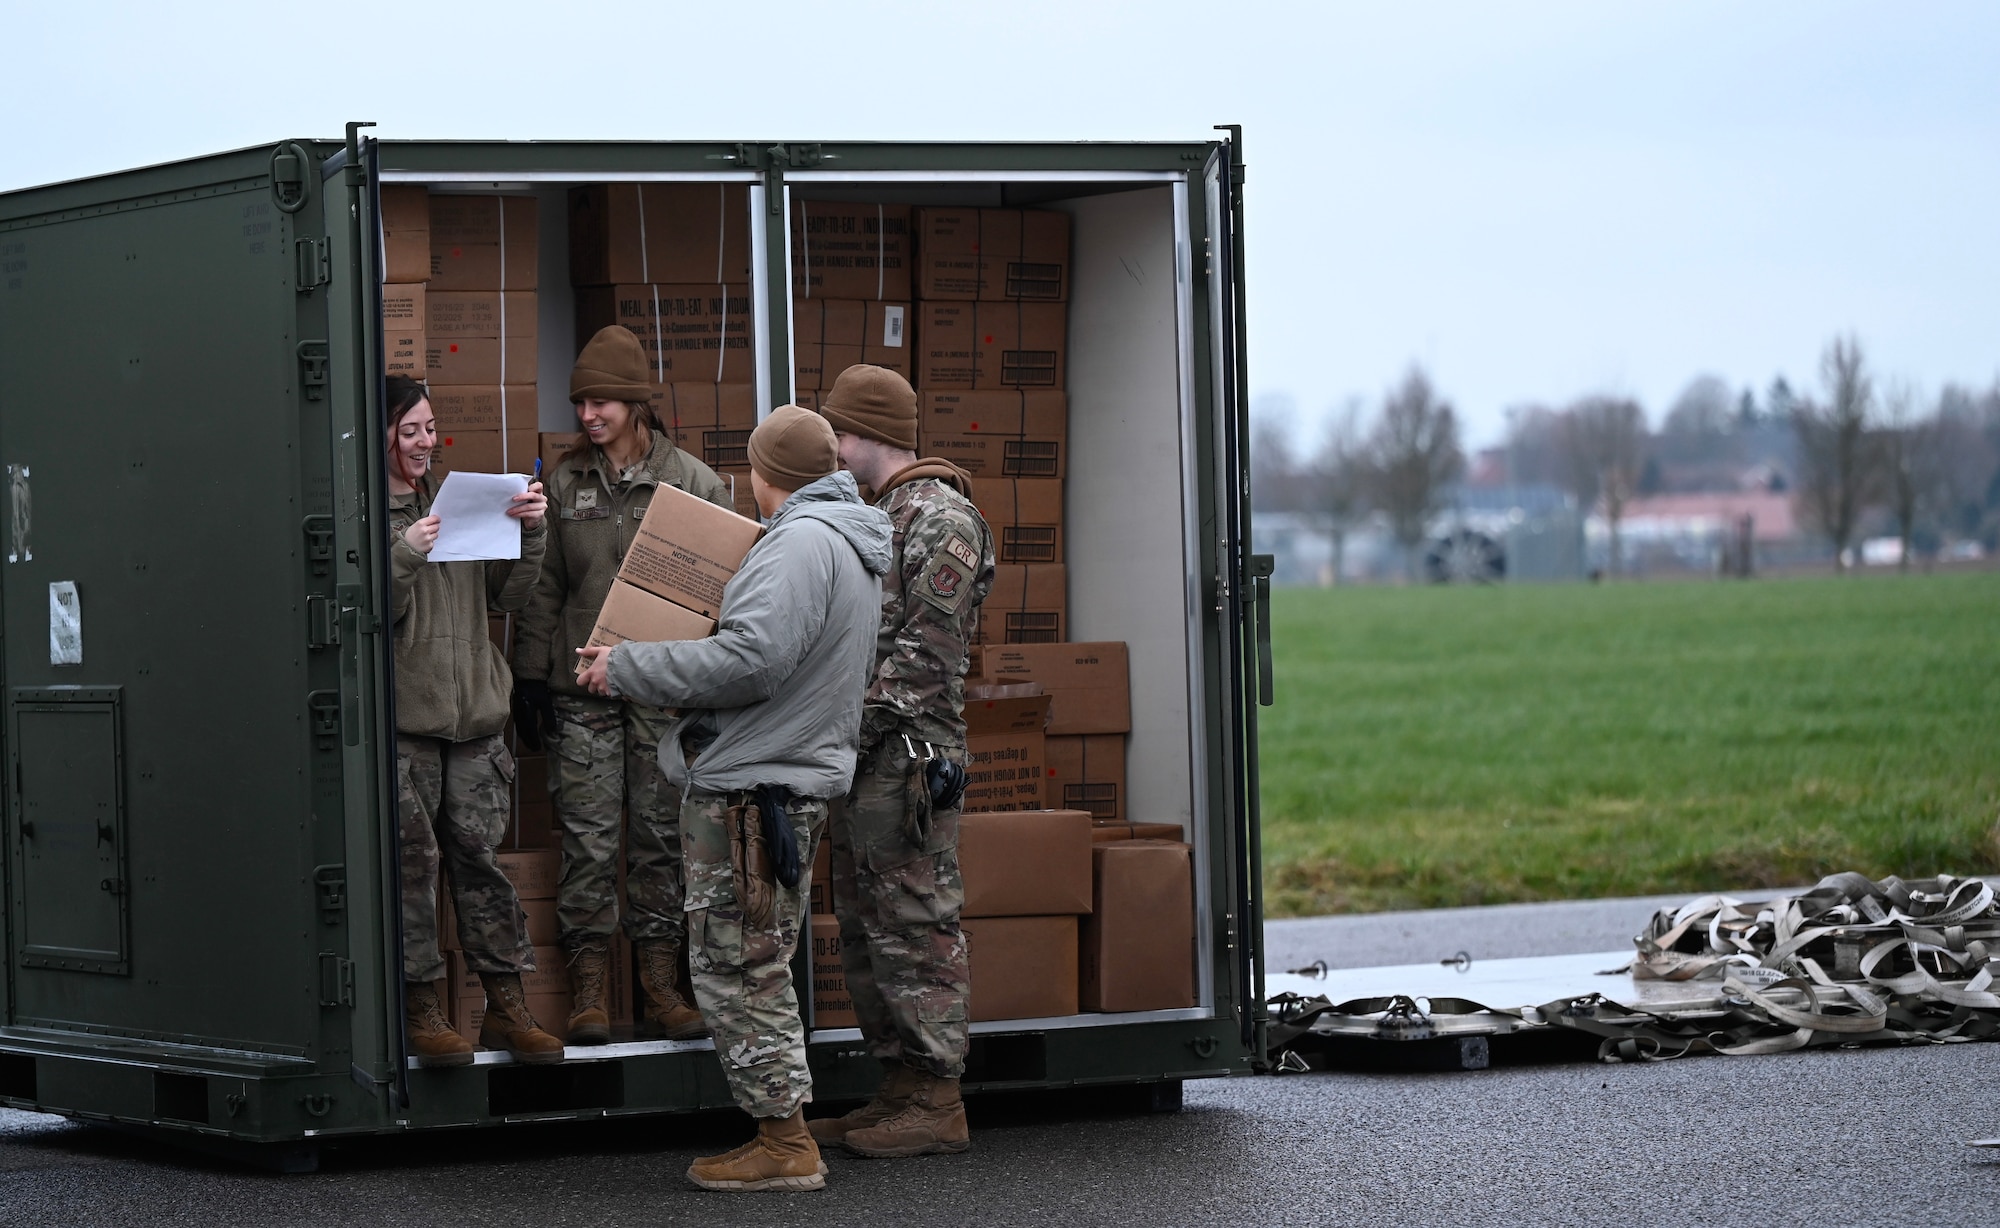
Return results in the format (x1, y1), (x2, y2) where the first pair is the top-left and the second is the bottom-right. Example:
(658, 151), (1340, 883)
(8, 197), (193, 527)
(580, 581), (717, 666)
(613, 482), (765, 618)
(916, 207), (1071, 301)
(790, 201), (913, 301)
(919, 391), (1066, 478)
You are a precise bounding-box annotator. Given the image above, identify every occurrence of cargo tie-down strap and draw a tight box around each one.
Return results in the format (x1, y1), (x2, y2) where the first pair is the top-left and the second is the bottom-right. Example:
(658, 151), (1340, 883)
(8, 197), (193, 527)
(1266, 872), (2000, 1069)
(638, 184), (732, 384)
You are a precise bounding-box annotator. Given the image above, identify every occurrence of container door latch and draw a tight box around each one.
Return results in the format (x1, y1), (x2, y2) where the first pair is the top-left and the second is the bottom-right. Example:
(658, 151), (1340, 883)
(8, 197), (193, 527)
(312, 864), (346, 925)
(297, 341), (330, 400)
(318, 952), (354, 1008)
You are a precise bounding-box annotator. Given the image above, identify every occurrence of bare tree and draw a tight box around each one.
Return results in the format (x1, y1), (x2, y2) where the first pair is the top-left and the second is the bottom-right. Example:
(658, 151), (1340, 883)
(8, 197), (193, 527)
(1877, 379), (1938, 571)
(1250, 405), (1303, 515)
(1365, 367), (1464, 579)
(1560, 396), (1646, 575)
(1791, 334), (1875, 571)
(1309, 400), (1369, 585)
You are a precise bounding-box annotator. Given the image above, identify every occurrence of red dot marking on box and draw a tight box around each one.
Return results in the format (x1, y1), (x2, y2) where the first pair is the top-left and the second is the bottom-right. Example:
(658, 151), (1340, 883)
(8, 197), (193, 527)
(452, 247), (463, 257)
(450, 344), (459, 352)
(983, 335), (994, 344)
(969, 422), (980, 431)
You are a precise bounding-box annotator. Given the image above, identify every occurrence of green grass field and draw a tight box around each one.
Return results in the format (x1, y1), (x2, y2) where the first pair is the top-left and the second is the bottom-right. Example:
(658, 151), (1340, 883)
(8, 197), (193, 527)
(1258, 571), (2000, 916)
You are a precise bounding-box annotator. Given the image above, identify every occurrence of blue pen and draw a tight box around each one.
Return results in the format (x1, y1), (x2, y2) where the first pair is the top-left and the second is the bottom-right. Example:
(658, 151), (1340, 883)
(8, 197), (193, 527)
(533, 457), (542, 485)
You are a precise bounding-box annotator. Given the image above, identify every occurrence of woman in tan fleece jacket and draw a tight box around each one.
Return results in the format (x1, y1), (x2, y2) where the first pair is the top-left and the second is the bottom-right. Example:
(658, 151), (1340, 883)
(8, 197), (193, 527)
(383, 374), (563, 1067)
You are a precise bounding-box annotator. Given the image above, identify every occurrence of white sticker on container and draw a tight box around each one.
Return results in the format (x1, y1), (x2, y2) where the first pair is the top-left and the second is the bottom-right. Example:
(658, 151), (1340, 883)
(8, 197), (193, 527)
(50, 580), (80, 665)
(882, 305), (905, 349)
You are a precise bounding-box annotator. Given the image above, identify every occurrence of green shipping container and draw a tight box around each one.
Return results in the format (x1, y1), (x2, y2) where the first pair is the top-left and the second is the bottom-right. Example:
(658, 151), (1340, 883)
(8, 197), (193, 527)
(0, 131), (1269, 1167)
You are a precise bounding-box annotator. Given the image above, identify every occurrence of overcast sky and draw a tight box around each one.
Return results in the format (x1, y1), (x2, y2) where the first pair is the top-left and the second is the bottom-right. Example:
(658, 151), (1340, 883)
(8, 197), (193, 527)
(7, 2), (1993, 449)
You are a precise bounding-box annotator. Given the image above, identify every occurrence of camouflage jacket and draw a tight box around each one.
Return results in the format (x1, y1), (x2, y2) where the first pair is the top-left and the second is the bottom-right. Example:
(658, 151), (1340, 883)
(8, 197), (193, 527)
(388, 479), (546, 741)
(511, 430), (733, 697)
(859, 460), (995, 755)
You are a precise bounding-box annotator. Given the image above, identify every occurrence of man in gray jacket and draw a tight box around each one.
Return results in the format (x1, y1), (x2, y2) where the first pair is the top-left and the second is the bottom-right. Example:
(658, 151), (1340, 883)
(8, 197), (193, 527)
(575, 405), (891, 1193)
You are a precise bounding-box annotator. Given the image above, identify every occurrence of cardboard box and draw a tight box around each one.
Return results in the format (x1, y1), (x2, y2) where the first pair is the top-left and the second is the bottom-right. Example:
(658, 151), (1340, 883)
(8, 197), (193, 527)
(428, 385), (538, 433)
(1081, 841), (1196, 1012)
(432, 427), (537, 477)
(960, 809), (1093, 917)
(964, 915), (1079, 1021)
(977, 564), (1065, 645)
(717, 467), (757, 522)
(497, 850), (560, 900)
(658, 383), (757, 470)
(792, 390), (821, 412)
(919, 390), (1066, 478)
(540, 432), (585, 474)
(809, 837), (832, 916)
(382, 283), (427, 376)
(916, 301), (1067, 390)
(1050, 736), (1128, 822)
(569, 183), (752, 287)
(809, 915), (858, 1028)
(380, 185), (431, 284)
(969, 478), (1064, 565)
(574, 284), (752, 384)
(792, 299), (913, 389)
(791, 200), (913, 301)
(962, 689), (1051, 812)
(580, 580), (717, 670)
(428, 195), (539, 291)
(426, 335), (539, 386)
(613, 482), (764, 617)
(916, 207), (1071, 302)
(1090, 820), (1183, 843)
(426, 290), (538, 339)
(980, 642), (1129, 735)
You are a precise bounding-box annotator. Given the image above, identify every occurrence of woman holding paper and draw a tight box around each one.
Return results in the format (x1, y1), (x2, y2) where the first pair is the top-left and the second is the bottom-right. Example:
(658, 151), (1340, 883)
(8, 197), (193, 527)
(383, 374), (561, 1066)
(509, 325), (735, 1046)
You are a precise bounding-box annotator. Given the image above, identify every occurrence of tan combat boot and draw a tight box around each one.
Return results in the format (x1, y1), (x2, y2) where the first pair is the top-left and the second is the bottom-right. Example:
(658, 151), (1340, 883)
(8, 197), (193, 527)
(637, 939), (708, 1040)
(807, 1062), (921, 1143)
(843, 1071), (969, 1158)
(478, 972), (565, 1064)
(405, 981), (474, 1068)
(686, 1107), (826, 1192)
(564, 937), (613, 1046)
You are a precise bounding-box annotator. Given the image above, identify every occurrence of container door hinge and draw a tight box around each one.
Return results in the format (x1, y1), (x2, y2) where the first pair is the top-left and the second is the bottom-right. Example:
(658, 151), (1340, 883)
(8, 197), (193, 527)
(306, 593), (339, 648)
(318, 953), (354, 1007)
(294, 239), (329, 293)
(302, 515), (335, 575)
(785, 143), (823, 168)
(297, 341), (330, 400)
(307, 690), (341, 749)
(312, 864), (346, 925)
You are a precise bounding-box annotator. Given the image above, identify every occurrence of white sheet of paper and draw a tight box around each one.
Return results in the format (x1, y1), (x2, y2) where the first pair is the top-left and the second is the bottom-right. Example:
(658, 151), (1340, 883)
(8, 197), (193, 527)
(428, 471), (529, 562)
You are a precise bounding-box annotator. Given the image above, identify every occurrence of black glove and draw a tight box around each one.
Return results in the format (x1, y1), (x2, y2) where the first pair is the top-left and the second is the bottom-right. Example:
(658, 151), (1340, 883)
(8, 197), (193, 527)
(512, 680), (556, 752)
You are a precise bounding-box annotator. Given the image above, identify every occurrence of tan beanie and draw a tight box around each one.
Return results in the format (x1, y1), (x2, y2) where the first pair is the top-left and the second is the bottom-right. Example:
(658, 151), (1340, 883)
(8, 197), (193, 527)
(818, 364), (918, 451)
(569, 326), (656, 404)
(748, 405), (839, 491)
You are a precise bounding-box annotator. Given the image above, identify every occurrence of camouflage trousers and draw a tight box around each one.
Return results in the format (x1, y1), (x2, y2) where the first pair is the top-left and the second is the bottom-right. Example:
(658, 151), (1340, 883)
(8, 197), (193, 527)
(397, 733), (533, 984)
(827, 740), (970, 1078)
(549, 694), (684, 945)
(682, 787), (824, 1119)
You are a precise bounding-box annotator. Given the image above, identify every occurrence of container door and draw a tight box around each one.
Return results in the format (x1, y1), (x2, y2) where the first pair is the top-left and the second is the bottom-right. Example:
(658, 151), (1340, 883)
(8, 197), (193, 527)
(318, 133), (405, 1103)
(0, 141), (364, 1066)
(1203, 135), (1269, 1052)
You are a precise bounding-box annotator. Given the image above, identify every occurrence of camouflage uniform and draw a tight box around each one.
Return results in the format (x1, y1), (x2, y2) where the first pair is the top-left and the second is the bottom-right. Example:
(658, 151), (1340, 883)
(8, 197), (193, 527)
(829, 470), (995, 1079)
(511, 433), (732, 947)
(397, 734), (533, 983)
(683, 788), (825, 1118)
(547, 696), (686, 941)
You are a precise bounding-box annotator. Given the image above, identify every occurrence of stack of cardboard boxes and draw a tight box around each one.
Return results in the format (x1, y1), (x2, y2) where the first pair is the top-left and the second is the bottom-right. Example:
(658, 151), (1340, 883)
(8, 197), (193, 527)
(788, 201), (917, 425)
(425, 194), (539, 477)
(565, 184), (759, 519)
(380, 186), (429, 382)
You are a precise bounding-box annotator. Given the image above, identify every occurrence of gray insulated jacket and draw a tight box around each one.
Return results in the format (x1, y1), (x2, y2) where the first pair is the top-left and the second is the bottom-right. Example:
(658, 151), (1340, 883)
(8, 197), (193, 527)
(605, 471), (893, 798)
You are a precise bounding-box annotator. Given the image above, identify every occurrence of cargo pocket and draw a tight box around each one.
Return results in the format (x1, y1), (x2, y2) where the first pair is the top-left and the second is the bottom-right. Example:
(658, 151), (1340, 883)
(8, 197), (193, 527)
(861, 741), (958, 872)
(688, 906), (743, 977)
(486, 740), (517, 789)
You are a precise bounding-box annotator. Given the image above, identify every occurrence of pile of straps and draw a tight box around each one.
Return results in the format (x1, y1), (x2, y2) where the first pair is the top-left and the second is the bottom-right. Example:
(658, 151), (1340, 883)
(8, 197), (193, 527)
(1265, 873), (2000, 1068)
(1599, 871), (2000, 1060)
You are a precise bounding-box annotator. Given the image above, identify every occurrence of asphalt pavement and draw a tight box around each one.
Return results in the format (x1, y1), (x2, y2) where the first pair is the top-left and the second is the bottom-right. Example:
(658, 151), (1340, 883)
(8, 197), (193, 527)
(5, 894), (1997, 1226)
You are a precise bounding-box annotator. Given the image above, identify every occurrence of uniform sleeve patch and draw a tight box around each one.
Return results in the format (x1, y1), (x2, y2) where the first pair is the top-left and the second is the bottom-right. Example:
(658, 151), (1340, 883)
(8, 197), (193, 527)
(943, 533), (981, 571)
(916, 550), (973, 615)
